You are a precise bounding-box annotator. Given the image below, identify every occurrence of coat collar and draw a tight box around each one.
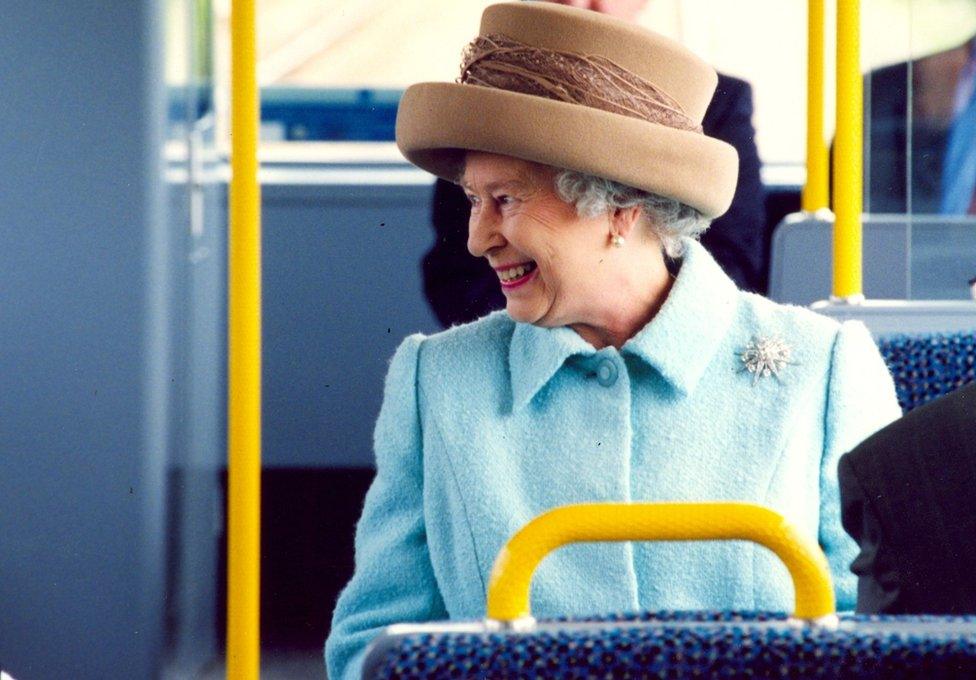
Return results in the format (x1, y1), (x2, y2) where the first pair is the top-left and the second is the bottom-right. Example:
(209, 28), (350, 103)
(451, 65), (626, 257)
(509, 239), (739, 410)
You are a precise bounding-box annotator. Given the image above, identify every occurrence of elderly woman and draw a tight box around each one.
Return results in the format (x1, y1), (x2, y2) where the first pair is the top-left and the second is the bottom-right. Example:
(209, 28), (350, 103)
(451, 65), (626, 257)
(326, 3), (900, 679)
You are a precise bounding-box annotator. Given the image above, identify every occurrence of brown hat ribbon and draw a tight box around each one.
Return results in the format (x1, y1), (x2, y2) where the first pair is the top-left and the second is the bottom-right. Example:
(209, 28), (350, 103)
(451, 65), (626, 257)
(459, 34), (703, 134)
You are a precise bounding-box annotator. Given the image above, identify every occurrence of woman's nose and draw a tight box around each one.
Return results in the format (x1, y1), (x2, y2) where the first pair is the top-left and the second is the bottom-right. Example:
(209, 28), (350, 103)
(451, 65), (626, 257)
(467, 207), (504, 257)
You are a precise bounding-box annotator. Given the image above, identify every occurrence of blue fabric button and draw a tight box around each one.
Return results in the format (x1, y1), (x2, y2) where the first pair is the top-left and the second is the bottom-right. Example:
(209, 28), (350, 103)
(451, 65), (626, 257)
(596, 358), (618, 387)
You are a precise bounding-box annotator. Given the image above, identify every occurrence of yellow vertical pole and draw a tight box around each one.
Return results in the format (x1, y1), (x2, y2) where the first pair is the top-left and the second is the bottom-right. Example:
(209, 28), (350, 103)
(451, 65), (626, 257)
(833, 0), (863, 299)
(803, 0), (829, 211)
(227, 0), (261, 676)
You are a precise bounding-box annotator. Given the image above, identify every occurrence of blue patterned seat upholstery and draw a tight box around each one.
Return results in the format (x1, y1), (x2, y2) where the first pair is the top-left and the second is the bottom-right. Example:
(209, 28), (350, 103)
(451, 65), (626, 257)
(364, 611), (976, 679)
(877, 332), (976, 412)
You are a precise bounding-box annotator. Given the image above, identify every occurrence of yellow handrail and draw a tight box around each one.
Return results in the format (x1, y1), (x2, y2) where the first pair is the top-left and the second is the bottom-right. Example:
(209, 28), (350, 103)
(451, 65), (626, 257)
(486, 502), (835, 623)
(803, 0), (829, 211)
(227, 0), (262, 676)
(832, 0), (863, 299)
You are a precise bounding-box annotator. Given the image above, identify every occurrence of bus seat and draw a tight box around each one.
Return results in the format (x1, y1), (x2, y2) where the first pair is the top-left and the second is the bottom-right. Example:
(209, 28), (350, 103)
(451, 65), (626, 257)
(878, 332), (976, 412)
(811, 300), (976, 412)
(768, 214), (976, 305)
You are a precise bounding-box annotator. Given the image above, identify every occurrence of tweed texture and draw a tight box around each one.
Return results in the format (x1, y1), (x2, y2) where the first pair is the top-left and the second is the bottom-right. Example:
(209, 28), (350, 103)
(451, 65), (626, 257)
(325, 240), (901, 680)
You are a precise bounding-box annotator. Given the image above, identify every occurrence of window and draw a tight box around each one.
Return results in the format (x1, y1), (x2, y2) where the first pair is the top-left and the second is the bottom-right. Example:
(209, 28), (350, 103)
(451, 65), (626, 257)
(199, 0), (976, 173)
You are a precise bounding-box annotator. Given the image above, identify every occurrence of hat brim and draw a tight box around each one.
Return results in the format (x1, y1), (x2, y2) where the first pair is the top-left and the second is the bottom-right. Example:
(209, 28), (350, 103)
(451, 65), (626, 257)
(396, 83), (739, 219)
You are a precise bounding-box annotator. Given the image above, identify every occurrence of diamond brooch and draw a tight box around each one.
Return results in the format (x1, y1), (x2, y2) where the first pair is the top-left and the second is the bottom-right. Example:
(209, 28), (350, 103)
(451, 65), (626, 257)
(739, 336), (794, 385)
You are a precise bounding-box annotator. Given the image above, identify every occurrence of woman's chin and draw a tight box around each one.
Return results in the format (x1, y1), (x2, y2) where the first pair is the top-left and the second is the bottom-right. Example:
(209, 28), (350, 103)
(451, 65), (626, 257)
(505, 304), (529, 323)
(506, 301), (551, 327)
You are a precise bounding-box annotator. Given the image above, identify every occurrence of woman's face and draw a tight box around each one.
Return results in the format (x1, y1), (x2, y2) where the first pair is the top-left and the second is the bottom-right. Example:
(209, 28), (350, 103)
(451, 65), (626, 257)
(461, 152), (618, 328)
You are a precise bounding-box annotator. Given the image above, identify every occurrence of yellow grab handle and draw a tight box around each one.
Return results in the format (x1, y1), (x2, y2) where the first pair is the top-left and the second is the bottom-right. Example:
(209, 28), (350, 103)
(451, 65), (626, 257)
(486, 502), (835, 624)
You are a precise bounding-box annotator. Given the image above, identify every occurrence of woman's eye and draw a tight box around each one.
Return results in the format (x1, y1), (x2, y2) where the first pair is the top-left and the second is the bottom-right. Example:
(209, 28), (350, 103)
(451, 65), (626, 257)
(496, 194), (516, 206)
(465, 194), (480, 207)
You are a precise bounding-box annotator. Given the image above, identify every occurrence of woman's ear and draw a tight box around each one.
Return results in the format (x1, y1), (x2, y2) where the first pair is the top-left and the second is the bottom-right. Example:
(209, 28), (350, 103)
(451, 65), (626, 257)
(610, 205), (644, 241)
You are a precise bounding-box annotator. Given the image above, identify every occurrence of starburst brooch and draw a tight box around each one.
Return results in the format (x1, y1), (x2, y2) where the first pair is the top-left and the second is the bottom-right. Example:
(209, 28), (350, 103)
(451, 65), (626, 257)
(739, 336), (794, 385)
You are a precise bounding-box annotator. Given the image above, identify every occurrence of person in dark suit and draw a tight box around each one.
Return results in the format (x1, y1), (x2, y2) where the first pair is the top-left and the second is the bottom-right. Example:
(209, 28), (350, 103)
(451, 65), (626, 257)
(838, 381), (976, 614)
(867, 37), (976, 214)
(421, 3), (766, 328)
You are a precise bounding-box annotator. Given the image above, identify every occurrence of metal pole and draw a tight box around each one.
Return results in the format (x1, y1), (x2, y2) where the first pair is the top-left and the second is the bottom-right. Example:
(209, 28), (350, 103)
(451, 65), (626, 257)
(803, 0), (829, 211)
(832, 0), (864, 300)
(227, 0), (262, 675)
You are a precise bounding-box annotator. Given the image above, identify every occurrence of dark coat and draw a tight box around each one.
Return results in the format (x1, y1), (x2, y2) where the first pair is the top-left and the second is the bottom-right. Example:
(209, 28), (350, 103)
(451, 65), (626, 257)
(838, 381), (976, 614)
(421, 73), (766, 328)
(865, 61), (950, 215)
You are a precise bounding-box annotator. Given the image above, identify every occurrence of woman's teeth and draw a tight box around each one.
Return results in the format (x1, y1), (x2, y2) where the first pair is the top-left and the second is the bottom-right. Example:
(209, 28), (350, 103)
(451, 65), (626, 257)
(499, 262), (535, 281)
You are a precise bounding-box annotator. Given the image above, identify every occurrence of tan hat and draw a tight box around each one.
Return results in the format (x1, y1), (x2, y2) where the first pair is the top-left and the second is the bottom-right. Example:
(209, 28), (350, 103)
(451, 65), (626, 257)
(395, 1), (739, 218)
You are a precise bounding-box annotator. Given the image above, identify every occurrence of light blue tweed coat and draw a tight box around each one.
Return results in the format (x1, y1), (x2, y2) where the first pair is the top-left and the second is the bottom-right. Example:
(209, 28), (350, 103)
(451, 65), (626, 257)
(326, 240), (901, 680)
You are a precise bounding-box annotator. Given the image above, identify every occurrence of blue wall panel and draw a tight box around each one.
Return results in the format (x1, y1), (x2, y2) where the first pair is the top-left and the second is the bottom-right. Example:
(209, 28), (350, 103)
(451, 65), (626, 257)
(0, 3), (167, 678)
(262, 180), (440, 468)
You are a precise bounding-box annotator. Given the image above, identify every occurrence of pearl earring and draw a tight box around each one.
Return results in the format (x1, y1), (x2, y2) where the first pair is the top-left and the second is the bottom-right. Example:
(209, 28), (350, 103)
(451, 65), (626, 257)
(611, 234), (625, 248)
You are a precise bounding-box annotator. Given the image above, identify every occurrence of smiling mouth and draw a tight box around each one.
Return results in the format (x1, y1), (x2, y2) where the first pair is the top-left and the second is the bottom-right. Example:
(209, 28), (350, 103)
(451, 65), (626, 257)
(497, 261), (537, 289)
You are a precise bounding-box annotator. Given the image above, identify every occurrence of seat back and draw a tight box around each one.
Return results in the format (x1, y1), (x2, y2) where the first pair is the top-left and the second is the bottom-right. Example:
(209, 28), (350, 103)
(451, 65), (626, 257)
(768, 213), (976, 306)
(878, 332), (976, 412)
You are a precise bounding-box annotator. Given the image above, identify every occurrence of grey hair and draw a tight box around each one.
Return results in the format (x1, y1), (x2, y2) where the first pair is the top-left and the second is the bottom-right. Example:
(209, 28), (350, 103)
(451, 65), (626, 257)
(553, 169), (711, 258)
